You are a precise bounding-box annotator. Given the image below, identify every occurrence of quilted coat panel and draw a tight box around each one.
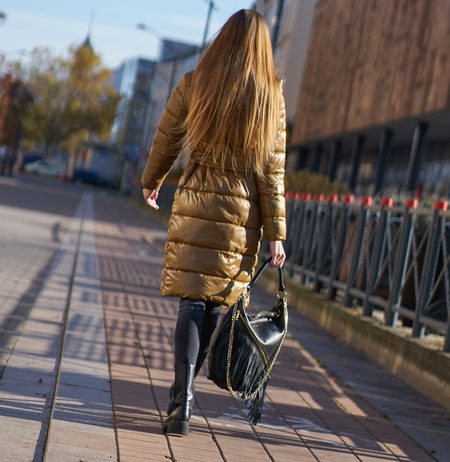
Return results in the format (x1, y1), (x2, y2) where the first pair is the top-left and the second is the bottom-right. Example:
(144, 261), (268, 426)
(141, 71), (286, 306)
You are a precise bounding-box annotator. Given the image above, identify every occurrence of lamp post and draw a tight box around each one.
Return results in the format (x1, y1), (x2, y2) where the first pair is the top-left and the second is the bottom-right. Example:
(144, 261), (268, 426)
(200, 0), (217, 52)
(136, 23), (179, 102)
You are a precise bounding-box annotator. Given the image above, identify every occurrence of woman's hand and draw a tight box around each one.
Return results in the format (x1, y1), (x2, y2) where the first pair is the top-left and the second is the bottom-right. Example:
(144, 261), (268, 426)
(143, 188), (159, 210)
(269, 240), (285, 268)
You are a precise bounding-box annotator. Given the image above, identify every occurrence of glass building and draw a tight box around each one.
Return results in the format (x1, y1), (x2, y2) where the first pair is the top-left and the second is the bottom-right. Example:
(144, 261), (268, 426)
(111, 58), (156, 162)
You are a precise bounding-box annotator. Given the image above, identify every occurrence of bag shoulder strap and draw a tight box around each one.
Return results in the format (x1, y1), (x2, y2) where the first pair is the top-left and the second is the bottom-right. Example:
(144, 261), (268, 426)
(248, 257), (285, 293)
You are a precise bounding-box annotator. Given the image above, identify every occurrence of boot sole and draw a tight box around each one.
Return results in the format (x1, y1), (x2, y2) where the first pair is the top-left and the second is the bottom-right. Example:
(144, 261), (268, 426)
(163, 419), (189, 436)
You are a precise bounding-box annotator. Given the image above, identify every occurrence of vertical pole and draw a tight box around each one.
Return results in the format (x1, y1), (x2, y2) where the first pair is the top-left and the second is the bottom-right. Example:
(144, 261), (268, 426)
(343, 197), (371, 307)
(328, 139), (342, 182)
(201, 0), (214, 51)
(374, 129), (394, 195)
(385, 200), (417, 326)
(405, 122), (428, 192)
(444, 317), (450, 352)
(313, 199), (332, 292)
(311, 143), (323, 173)
(301, 200), (319, 283)
(166, 58), (178, 103)
(413, 205), (443, 338)
(363, 199), (392, 316)
(297, 147), (309, 170)
(348, 135), (365, 193)
(272, 0), (286, 48)
(285, 196), (297, 257)
(289, 199), (307, 277)
(328, 199), (350, 299)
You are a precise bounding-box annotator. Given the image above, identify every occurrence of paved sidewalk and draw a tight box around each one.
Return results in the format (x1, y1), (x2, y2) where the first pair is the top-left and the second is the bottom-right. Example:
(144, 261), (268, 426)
(0, 176), (449, 461)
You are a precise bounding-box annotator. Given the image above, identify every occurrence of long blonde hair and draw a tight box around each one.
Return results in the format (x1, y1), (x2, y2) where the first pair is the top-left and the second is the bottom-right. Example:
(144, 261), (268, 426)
(185, 9), (282, 176)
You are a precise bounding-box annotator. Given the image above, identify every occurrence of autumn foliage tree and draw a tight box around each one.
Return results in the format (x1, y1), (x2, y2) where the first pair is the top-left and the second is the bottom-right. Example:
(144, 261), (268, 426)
(19, 44), (120, 155)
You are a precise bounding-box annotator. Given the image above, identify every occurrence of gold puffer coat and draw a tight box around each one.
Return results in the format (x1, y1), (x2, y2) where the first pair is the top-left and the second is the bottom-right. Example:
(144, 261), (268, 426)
(142, 71), (286, 307)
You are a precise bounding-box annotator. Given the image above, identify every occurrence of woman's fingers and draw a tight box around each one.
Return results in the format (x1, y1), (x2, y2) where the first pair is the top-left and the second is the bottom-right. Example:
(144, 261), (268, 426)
(269, 240), (286, 268)
(146, 197), (159, 210)
(271, 253), (285, 268)
(142, 188), (159, 210)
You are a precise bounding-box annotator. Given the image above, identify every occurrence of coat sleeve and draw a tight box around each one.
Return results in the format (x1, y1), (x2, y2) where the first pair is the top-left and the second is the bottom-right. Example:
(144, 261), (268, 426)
(141, 75), (188, 190)
(255, 96), (287, 241)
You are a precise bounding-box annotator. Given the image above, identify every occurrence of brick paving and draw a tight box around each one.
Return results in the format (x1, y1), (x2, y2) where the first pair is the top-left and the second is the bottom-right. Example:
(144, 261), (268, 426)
(0, 175), (449, 461)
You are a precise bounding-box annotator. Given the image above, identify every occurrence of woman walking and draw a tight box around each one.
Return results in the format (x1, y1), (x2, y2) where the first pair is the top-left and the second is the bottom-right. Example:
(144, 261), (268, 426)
(141, 9), (286, 436)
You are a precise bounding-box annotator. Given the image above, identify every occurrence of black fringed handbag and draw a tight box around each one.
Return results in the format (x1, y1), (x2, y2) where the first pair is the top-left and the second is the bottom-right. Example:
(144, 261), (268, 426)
(207, 257), (288, 424)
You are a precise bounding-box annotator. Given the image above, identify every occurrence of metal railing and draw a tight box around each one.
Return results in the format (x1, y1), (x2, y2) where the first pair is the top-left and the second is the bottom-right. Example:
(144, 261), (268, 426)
(273, 193), (450, 352)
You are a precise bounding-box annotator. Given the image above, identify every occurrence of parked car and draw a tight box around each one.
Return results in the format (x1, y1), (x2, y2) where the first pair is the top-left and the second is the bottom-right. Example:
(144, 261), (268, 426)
(19, 153), (44, 171)
(70, 168), (120, 190)
(24, 159), (66, 177)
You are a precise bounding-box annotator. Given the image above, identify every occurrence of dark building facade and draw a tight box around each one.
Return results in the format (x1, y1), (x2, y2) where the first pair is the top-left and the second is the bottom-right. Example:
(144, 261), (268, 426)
(291, 0), (450, 197)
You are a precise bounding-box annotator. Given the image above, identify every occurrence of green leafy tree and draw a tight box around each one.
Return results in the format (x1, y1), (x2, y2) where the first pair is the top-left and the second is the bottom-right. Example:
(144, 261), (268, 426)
(19, 45), (120, 155)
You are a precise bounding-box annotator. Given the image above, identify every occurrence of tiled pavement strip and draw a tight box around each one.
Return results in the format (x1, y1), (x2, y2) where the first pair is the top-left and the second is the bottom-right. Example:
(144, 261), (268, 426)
(0, 176), (449, 461)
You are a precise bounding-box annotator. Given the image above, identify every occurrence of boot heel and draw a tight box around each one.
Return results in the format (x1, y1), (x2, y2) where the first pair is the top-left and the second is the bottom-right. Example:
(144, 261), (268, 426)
(163, 419), (189, 436)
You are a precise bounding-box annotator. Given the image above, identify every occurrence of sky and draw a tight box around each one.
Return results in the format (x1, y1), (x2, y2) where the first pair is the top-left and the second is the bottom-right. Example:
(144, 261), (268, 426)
(0, 0), (253, 69)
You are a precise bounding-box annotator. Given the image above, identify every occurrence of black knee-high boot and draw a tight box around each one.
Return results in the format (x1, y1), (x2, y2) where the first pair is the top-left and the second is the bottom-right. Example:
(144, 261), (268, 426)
(166, 300), (221, 417)
(163, 362), (195, 435)
(164, 298), (203, 432)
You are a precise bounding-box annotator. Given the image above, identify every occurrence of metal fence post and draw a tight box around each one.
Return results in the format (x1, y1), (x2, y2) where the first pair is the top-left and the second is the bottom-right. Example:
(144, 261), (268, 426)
(288, 194), (307, 277)
(285, 193), (295, 223)
(313, 195), (338, 292)
(301, 194), (321, 284)
(328, 139), (342, 182)
(445, 315), (450, 353)
(405, 122), (428, 193)
(348, 135), (365, 193)
(285, 193), (298, 258)
(363, 197), (393, 317)
(374, 129), (394, 195)
(327, 196), (350, 300)
(344, 196), (372, 307)
(412, 201), (446, 338)
(385, 199), (417, 326)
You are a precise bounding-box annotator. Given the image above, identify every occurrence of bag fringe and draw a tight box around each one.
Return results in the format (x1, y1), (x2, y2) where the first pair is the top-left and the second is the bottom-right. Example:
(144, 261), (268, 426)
(209, 308), (269, 424)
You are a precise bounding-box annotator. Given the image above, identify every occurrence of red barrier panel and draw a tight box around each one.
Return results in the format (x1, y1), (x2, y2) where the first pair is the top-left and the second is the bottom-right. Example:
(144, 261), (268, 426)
(361, 196), (373, 206)
(343, 194), (355, 204)
(405, 199), (419, 209)
(434, 200), (448, 211)
(381, 197), (394, 207)
(328, 194), (339, 203)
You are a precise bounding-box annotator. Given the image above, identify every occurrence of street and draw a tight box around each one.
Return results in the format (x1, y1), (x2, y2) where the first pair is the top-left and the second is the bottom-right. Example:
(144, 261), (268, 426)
(0, 174), (448, 462)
